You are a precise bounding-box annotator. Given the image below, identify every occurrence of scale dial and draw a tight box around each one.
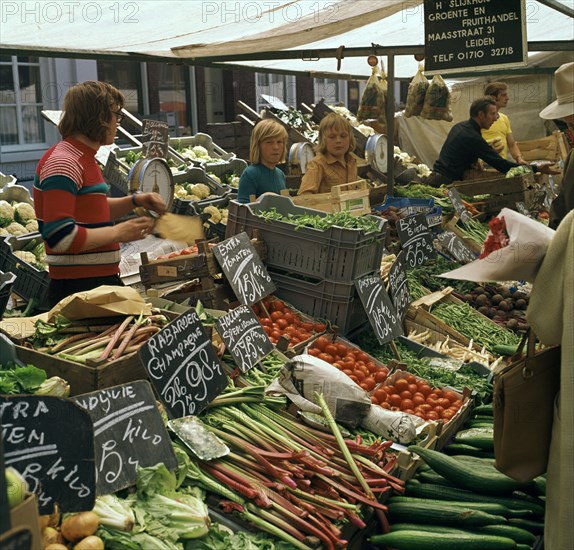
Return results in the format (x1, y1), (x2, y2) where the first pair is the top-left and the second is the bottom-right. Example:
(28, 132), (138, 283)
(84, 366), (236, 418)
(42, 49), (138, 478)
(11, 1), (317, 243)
(128, 157), (174, 211)
(365, 134), (388, 173)
(289, 142), (315, 174)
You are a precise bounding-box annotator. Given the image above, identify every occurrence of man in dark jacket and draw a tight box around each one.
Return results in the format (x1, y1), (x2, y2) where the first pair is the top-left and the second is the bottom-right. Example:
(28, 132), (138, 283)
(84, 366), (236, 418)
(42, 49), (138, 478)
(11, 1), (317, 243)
(427, 97), (555, 187)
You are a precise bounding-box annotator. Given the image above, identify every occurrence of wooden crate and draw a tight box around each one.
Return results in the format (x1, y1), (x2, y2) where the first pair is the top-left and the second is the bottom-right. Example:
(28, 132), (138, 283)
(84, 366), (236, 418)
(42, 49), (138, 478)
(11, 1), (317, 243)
(517, 130), (569, 163)
(15, 344), (147, 396)
(451, 173), (542, 214)
(139, 239), (267, 288)
(291, 180), (371, 216)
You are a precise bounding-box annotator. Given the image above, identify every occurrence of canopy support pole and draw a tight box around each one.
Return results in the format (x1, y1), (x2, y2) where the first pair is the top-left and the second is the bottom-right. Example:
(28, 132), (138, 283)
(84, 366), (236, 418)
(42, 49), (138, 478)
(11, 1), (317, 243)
(386, 54), (395, 195)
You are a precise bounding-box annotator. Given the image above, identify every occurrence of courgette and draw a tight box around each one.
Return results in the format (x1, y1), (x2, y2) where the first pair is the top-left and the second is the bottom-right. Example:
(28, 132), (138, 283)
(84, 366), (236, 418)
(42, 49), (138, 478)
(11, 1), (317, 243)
(454, 427), (494, 450)
(469, 415), (494, 422)
(508, 518), (545, 535)
(388, 496), (511, 517)
(443, 443), (495, 458)
(415, 469), (457, 487)
(409, 445), (532, 495)
(369, 530), (517, 549)
(387, 500), (507, 527)
(465, 421), (495, 429)
(403, 483), (544, 517)
(390, 523), (470, 535)
(472, 524), (536, 545)
(473, 404), (494, 416)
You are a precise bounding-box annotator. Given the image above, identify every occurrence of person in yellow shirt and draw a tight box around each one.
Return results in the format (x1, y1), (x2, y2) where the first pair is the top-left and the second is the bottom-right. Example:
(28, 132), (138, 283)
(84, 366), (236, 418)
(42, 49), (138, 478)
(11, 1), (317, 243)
(481, 82), (526, 164)
(298, 113), (358, 195)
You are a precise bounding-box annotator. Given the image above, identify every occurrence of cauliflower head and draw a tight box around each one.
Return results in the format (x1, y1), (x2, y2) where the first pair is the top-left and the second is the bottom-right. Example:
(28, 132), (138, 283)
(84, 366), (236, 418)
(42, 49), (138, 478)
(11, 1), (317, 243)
(26, 219), (39, 232)
(188, 183), (211, 200)
(5, 221), (28, 236)
(192, 145), (209, 158)
(0, 200), (14, 226)
(13, 250), (37, 264)
(207, 173), (221, 184)
(13, 202), (36, 224)
(203, 205), (222, 224)
(174, 185), (189, 199)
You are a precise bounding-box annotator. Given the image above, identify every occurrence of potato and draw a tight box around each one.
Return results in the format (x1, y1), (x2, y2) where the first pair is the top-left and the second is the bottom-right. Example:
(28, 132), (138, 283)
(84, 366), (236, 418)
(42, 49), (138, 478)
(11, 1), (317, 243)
(45, 545), (68, 550)
(60, 512), (99, 542)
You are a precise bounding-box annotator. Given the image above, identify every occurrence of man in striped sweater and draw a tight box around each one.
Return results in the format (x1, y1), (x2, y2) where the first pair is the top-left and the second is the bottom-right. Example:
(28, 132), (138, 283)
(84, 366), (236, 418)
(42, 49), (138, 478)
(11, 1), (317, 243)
(34, 81), (166, 306)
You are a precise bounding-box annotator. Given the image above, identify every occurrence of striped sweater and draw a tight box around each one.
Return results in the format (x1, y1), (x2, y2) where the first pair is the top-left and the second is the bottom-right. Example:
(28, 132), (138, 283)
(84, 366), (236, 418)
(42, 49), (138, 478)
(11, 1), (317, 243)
(34, 137), (120, 280)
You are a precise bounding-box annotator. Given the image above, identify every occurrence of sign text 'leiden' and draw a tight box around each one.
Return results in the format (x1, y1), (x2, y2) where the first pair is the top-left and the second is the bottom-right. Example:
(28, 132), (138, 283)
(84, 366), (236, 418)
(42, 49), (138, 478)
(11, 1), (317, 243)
(216, 305), (273, 372)
(72, 381), (177, 496)
(424, 0), (526, 74)
(139, 310), (227, 418)
(355, 274), (403, 345)
(0, 396), (95, 514)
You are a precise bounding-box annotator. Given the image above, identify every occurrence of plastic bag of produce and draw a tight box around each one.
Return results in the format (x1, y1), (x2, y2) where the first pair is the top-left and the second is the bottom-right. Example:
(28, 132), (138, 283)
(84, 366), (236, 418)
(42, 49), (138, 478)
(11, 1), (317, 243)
(439, 208), (555, 283)
(404, 65), (429, 118)
(357, 66), (387, 125)
(421, 74), (453, 122)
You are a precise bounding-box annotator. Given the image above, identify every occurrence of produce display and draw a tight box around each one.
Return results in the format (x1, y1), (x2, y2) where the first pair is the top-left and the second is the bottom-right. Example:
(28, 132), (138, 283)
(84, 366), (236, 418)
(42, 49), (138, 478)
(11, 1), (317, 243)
(1, 97), (556, 550)
(252, 297), (326, 347)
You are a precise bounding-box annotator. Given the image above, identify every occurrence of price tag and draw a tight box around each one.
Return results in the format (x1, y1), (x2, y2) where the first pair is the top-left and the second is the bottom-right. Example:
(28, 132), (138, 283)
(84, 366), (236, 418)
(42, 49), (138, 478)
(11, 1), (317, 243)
(213, 233), (276, 306)
(355, 274), (403, 345)
(0, 396), (95, 514)
(396, 213), (436, 268)
(142, 119), (169, 158)
(424, 0), (526, 74)
(72, 381), (177, 496)
(447, 188), (473, 225)
(139, 310), (227, 418)
(437, 230), (478, 263)
(388, 250), (411, 322)
(216, 305), (273, 372)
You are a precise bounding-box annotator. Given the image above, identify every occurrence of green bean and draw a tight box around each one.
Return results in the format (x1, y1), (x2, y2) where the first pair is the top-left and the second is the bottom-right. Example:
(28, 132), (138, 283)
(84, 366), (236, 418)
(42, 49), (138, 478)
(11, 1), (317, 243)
(432, 303), (520, 352)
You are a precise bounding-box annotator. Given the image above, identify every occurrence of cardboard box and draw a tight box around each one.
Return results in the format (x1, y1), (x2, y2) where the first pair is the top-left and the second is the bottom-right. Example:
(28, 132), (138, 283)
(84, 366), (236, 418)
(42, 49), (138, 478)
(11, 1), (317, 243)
(9, 493), (42, 550)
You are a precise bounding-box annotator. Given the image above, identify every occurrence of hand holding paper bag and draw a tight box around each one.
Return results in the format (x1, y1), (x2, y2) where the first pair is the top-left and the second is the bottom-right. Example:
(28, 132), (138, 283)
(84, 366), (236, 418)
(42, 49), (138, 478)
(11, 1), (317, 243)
(440, 208), (555, 284)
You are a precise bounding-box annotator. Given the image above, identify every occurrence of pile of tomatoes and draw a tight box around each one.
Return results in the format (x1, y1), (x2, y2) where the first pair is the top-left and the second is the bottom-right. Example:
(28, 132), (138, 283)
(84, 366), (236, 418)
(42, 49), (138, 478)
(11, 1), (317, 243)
(253, 298), (326, 347)
(372, 374), (463, 423)
(308, 336), (390, 392)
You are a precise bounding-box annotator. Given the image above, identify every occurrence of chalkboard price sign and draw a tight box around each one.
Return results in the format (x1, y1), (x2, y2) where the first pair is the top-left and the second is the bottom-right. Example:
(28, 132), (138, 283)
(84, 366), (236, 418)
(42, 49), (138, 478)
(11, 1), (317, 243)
(139, 310), (227, 418)
(216, 305), (273, 372)
(214, 232), (276, 306)
(355, 274), (403, 345)
(437, 230), (478, 264)
(424, 0), (526, 74)
(0, 396), (95, 514)
(447, 188), (472, 225)
(142, 119), (169, 158)
(388, 251), (411, 322)
(0, 527), (32, 550)
(397, 213), (436, 268)
(72, 381), (177, 496)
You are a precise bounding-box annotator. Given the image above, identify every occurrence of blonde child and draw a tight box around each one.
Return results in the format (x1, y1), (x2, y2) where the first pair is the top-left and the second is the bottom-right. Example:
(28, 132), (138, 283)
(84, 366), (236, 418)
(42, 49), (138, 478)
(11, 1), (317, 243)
(298, 113), (358, 195)
(237, 119), (288, 204)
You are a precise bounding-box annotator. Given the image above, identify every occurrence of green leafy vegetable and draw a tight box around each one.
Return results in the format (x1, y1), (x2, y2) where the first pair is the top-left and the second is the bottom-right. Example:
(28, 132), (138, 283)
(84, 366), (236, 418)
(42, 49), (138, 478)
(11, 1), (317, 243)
(0, 363), (47, 394)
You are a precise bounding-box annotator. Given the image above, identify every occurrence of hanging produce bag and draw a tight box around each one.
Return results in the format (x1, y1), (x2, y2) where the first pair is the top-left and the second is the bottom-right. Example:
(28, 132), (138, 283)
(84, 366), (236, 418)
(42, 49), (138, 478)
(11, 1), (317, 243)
(421, 74), (453, 122)
(357, 66), (387, 125)
(404, 65), (429, 118)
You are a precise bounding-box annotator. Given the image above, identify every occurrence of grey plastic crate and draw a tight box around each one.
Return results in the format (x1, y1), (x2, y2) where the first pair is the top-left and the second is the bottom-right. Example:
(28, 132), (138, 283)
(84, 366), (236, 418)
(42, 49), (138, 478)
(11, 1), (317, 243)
(0, 270), (16, 318)
(226, 194), (387, 282)
(269, 269), (367, 335)
(172, 168), (231, 215)
(206, 158), (247, 190)
(171, 133), (236, 165)
(0, 233), (50, 310)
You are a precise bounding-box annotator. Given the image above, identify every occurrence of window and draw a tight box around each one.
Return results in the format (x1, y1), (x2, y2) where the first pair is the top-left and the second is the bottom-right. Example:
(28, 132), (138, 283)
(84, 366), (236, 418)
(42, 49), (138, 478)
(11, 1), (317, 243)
(0, 56), (45, 147)
(255, 73), (296, 111)
(147, 62), (189, 128)
(97, 59), (141, 113)
(314, 78), (347, 106)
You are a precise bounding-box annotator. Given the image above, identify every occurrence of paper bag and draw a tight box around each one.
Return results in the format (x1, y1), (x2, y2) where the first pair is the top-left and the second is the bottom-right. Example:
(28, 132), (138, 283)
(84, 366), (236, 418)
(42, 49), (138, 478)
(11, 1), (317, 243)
(440, 208), (555, 284)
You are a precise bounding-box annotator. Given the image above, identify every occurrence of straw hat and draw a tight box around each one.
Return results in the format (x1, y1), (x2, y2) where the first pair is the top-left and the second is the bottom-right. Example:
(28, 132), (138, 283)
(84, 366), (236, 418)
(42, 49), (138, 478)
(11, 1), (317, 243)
(539, 62), (574, 120)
